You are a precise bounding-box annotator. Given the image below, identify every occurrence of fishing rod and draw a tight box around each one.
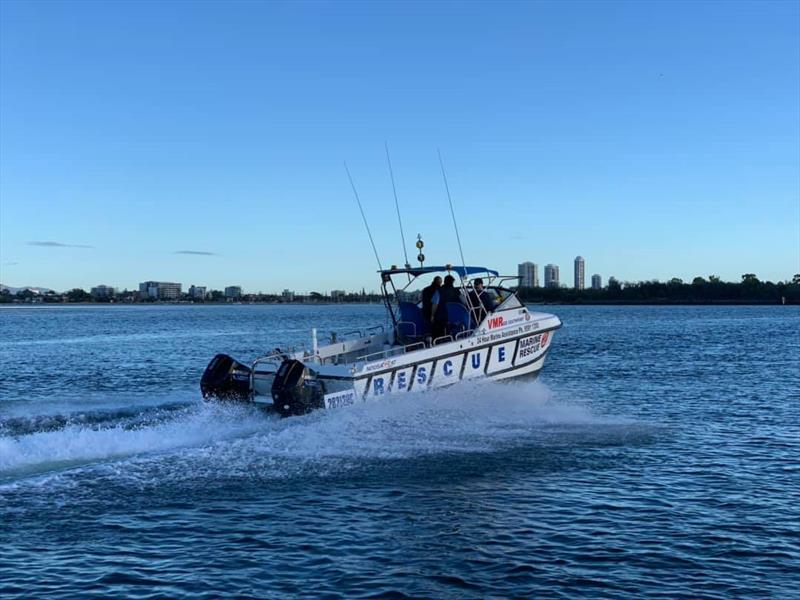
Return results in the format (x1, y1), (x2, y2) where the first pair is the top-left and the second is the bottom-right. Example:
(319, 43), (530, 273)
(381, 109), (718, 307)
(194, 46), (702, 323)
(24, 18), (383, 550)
(344, 162), (383, 271)
(385, 142), (410, 269)
(344, 161), (398, 332)
(438, 149), (485, 327)
(437, 148), (467, 275)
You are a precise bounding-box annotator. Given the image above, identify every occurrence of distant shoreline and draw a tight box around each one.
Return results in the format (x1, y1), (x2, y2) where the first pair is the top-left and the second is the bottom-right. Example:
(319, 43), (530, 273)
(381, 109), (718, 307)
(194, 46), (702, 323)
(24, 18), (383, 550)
(1, 300), (796, 307)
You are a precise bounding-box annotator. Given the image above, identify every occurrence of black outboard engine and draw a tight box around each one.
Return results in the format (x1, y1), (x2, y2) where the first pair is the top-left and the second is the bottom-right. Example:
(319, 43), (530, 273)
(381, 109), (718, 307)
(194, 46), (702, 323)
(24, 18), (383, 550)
(271, 359), (325, 417)
(200, 354), (252, 401)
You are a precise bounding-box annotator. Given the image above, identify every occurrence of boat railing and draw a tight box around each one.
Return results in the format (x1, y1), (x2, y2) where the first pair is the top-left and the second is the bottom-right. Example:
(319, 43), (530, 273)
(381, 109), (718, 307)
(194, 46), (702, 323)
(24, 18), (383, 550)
(329, 324), (385, 344)
(252, 348), (295, 371)
(404, 341), (426, 353)
(396, 320), (415, 333)
(355, 327), (473, 365)
(355, 340), (426, 366)
(395, 320), (424, 342)
(249, 349), (295, 392)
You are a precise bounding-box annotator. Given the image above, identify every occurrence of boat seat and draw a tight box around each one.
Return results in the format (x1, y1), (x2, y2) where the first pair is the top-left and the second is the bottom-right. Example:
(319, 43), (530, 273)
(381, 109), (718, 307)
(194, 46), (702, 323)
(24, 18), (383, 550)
(446, 302), (473, 337)
(397, 301), (429, 344)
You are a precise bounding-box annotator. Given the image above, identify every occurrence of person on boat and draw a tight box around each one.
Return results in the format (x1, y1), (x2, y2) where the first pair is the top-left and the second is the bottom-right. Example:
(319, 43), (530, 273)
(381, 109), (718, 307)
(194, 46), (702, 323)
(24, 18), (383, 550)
(421, 276), (442, 325)
(468, 278), (496, 324)
(432, 274), (465, 338)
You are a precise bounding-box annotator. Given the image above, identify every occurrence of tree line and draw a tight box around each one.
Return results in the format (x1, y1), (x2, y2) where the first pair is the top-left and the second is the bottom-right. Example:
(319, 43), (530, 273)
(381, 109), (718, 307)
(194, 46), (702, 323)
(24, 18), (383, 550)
(517, 274), (800, 305)
(0, 288), (385, 304)
(3, 274), (799, 305)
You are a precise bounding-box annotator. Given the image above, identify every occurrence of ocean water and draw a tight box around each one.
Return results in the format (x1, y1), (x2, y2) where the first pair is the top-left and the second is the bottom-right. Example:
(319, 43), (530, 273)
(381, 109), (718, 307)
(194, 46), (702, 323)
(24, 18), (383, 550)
(1, 304), (798, 598)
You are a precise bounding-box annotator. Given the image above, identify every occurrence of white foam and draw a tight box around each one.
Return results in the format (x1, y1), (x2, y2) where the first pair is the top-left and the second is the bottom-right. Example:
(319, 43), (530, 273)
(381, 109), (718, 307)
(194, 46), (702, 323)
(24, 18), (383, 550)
(0, 403), (266, 475)
(0, 380), (624, 484)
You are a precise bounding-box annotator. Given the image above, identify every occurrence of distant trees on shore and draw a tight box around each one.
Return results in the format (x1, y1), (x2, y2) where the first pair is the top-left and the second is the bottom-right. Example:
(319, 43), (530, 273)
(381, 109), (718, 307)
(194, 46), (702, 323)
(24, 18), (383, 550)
(517, 274), (800, 305)
(0, 287), (386, 305)
(2, 274), (798, 305)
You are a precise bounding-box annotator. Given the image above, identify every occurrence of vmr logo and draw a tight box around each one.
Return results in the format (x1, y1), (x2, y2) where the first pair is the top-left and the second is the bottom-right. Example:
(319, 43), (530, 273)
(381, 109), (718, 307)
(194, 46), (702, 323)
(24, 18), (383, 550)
(487, 316), (505, 329)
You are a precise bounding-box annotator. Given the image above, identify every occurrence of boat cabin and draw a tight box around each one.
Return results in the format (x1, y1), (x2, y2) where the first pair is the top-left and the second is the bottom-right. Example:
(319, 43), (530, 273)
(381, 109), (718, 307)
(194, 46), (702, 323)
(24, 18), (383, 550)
(380, 265), (522, 346)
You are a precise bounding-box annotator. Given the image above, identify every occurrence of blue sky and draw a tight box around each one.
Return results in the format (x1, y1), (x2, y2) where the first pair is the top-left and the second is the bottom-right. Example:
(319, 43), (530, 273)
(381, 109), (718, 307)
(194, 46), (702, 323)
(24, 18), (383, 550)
(1, 0), (798, 293)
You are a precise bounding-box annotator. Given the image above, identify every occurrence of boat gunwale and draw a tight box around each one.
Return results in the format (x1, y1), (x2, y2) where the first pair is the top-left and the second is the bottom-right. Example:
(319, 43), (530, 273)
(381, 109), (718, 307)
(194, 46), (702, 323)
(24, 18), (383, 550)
(251, 321), (562, 380)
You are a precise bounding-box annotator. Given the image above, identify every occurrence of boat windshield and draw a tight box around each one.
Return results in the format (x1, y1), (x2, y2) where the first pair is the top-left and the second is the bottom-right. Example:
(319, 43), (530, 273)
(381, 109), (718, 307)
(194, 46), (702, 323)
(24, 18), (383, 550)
(493, 290), (522, 310)
(380, 268), (524, 344)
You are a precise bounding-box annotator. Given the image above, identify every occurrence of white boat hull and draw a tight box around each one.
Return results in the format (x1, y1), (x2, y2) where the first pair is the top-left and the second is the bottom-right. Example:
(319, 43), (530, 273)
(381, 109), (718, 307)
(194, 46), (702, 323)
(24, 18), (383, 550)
(251, 309), (560, 411)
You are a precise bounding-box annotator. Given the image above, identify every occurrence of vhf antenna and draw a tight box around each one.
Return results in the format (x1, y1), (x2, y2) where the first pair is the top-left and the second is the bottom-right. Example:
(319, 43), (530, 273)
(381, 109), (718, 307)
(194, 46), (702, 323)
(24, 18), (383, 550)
(385, 142), (410, 269)
(437, 148), (467, 275)
(344, 161), (383, 271)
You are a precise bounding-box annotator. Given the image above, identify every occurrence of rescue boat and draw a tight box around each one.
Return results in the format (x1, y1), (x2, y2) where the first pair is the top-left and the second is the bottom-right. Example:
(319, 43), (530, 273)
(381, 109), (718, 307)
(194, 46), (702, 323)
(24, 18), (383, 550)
(200, 263), (561, 416)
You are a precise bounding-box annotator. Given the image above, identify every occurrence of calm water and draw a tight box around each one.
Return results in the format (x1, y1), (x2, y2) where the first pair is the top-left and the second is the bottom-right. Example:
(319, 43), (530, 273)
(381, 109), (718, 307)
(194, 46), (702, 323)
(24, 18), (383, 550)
(1, 304), (798, 598)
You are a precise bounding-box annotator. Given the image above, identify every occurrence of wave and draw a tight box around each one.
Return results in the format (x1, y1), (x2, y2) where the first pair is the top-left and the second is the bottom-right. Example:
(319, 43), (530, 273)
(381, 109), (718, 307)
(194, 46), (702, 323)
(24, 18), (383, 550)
(0, 402), (267, 479)
(0, 330), (258, 347)
(0, 381), (644, 485)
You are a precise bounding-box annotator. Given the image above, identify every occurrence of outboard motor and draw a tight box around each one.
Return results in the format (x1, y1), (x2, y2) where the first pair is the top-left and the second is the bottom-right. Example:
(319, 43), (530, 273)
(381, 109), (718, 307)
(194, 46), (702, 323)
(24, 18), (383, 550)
(200, 354), (252, 401)
(271, 359), (325, 417)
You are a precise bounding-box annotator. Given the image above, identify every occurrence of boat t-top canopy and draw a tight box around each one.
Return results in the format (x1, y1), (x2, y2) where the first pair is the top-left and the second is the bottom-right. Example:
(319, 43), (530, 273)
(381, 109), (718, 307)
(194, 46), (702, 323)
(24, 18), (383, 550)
(380, 265), (499, 278)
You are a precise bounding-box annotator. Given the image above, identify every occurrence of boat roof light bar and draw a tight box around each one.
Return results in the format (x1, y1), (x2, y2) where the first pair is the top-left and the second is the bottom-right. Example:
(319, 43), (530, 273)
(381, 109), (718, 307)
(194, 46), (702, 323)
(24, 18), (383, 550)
(379, 265), (499, 277)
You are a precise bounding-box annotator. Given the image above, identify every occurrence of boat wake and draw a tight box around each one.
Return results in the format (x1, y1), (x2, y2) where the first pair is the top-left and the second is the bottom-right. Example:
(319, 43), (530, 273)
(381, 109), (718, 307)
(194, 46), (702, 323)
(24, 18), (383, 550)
(0, 401), (267, 480)
(0, 381), (647, 487)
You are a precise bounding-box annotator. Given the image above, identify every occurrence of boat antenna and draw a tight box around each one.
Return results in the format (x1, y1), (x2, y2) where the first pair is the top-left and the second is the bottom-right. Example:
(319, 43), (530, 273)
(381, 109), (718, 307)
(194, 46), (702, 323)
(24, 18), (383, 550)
(385, 142), (410, 269)
(344, 161), (383, 271)
(437, 148), (467, 275)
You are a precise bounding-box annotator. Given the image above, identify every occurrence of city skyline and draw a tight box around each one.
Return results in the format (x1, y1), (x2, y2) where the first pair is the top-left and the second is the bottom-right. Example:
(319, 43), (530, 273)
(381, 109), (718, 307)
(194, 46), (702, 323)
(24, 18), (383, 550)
(4, 257), (798, 298)
(1, 1), (798, 291)
(519, 256), (607, 291)
(4, 266), (799, 305)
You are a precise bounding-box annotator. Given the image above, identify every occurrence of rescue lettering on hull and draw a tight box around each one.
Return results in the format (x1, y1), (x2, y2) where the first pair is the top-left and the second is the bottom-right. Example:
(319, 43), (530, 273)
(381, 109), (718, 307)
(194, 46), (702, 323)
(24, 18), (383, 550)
(462, 348), (490, 379)
(372, 376), (387, 396)
(486, 341), (516, 374)
(434, 354), (464, 386)
(411, 361), (434, 391)
(347, 329), (556, 399)
(516, 334), (543, 362)
(392, 367), (414, 392)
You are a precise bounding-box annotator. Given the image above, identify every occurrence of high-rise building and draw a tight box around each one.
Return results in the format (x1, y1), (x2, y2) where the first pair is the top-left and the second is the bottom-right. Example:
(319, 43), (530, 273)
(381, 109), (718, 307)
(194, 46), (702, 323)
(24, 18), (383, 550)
(574, 256), (585, 290)
(544, 264), (560, 289)
(591, 274), (602, 290)
(139, 281), (181, 300)
(224, 286), (242, 299)
(189, 285), (207, 300)
(517, 262), (539, 288)
(90, 285), (116, 300)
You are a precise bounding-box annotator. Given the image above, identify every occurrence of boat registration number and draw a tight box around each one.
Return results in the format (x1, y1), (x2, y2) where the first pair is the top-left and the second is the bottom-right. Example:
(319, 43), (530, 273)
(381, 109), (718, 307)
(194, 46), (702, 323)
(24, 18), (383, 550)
(324, 389), (356, 409)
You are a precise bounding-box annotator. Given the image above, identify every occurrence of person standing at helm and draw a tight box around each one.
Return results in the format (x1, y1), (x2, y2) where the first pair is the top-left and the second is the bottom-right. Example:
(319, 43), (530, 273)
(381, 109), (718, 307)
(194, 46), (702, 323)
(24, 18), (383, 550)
(432, 275), (463, 338)
(468, 277), (495, 324)
(421, 276), (442, 325)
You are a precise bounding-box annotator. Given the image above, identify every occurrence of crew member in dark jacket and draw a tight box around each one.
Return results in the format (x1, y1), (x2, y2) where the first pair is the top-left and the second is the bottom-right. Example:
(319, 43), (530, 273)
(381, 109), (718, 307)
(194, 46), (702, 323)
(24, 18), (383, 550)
(421, 276), (442, 326)
(432, 275), (464, 339)
(467, 278), (495, 325)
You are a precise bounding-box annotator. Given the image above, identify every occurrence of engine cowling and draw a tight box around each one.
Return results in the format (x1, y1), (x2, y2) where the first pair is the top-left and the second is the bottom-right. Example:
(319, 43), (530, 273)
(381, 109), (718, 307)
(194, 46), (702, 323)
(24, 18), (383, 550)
(200, 354), (252, 401)
(271, 359), (324, 417)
